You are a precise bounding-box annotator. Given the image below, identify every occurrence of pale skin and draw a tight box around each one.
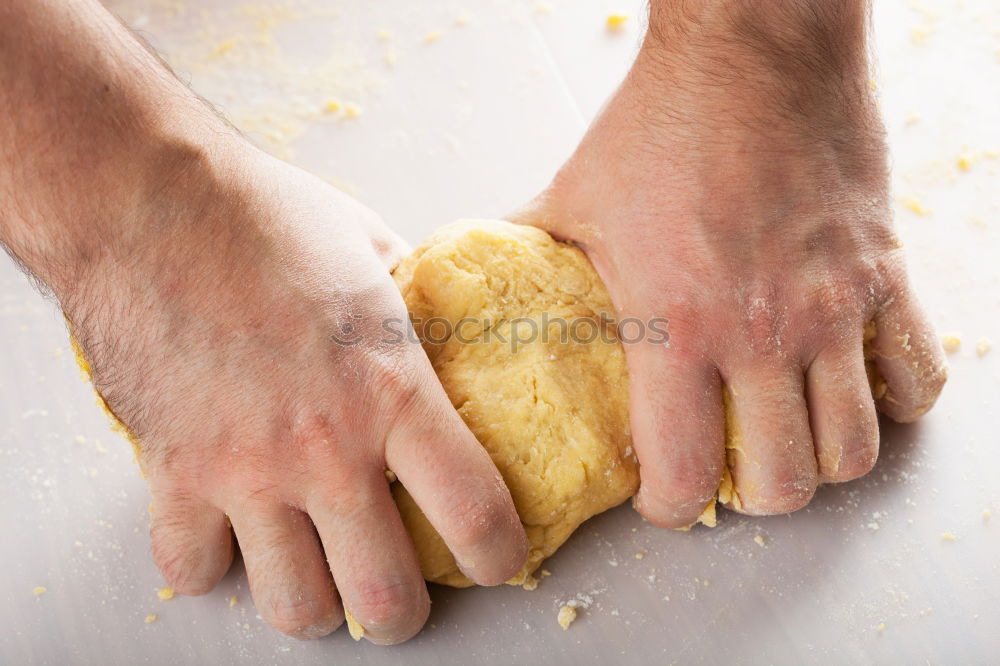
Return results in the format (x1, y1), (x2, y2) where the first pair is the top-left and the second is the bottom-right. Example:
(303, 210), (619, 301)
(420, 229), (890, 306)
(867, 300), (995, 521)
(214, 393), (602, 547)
(515, 1), (946, 525)
(0, 0), (945, 646)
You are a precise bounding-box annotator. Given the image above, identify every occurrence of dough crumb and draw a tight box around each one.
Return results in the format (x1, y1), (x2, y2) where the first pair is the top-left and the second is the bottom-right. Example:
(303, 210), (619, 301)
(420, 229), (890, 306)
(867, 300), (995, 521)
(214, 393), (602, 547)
(228, 595), (239, 608)
(753, 535), (766, 547)
(454, 12), (471, 26)
(910, 25), (934, 44)
(606, 14), (628, 30)
(976, 338), (992, 357)
(877, 622), (887, 632)
(323, 99), (341, 113)
(345, 609), (365, 641)
(521, 575), (539, 591)
(534, 2), (553, 15)
(375, 29), (393, 40)
(343, 103), (362, 118)
(557, 604), (577, 630)
(540, 569), (552, 578)
(145, 614), (158, 624)
(634, 552), (645, 560)
(900, 196), (930, 216)
(940, 334), (961, 354)
(423, 31), (443, 44)
(941, 532), (958, 541)
(983, 509), (992, 521)
(32, 586), (47, 597)
(157, 587), (175, 601)
(211, 39), (238, 57)
(957, 154), (973, 171)
(74, 434), (87, 444)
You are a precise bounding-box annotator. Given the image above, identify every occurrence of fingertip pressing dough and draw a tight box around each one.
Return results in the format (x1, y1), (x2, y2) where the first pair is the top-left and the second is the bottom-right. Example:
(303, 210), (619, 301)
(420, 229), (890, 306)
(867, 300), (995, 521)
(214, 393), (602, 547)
(391, 220), (640, 587)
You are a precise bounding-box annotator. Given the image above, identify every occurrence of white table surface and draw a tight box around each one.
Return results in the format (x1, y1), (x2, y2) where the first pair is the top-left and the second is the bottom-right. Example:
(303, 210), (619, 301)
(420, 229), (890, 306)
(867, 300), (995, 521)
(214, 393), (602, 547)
(2, 1), (998, 664)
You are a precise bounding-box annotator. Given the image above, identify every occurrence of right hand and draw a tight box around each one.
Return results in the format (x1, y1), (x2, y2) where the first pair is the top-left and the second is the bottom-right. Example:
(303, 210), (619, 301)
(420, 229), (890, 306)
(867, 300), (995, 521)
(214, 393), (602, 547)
(66, 142), (528, 643)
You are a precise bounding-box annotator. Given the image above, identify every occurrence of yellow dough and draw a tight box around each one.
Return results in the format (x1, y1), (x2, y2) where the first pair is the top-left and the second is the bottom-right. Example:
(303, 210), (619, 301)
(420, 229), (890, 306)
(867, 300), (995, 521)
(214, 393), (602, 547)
(392, 220), (640, 587)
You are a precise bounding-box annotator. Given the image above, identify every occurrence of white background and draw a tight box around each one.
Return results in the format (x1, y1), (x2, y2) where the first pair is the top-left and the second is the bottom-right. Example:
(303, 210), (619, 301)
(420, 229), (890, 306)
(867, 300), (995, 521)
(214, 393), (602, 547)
(1, 0), (998, 663)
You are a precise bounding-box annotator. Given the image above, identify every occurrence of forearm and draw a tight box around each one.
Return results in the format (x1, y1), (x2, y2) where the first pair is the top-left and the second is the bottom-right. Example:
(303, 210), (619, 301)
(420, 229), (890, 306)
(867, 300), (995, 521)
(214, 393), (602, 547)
(636, 0), (877, 142)
(0, 0), (238, 300)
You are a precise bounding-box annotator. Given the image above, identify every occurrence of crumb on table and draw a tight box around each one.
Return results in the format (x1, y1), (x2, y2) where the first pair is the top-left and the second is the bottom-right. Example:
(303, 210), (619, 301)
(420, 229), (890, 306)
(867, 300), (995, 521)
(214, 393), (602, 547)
(900, 196), (930, 216)
(557, 604), (577, 630)
(941, 334), (961, 354)
(606, 14), (628, 30)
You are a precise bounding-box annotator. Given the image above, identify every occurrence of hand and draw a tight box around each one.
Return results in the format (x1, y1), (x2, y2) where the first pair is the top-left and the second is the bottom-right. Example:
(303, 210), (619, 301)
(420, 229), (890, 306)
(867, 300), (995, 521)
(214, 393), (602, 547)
(73, 144), (528, 642)
(513, 0), (946, 527)
(1, 0), (527, 644)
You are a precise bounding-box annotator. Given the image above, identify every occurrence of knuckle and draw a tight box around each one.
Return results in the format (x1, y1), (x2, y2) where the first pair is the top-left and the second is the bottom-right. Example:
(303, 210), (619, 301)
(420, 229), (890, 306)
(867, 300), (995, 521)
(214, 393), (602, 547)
(739, 284), (784, 356)
(366, 351), (425, 418)
(350, 578), (425, 629)
(445, 490), (513, 552)
(285, 409), (348, 464)
(808, 279), (862, 331)
(920, 359), (949, 398)
(766, 484), (816, 515)
(840, 443), (879, 481)
(151, 537), (216, 596)
(637, 465), (721, 527)
(874, 248), (910, 287)
(267, 595), (335, 637)
(743, 474), (816, 516)
(830, 428), (880, 483)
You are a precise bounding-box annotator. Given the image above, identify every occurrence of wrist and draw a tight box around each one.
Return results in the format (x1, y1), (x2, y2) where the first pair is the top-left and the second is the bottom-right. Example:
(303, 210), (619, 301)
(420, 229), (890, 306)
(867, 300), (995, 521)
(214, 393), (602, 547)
(633, 0), (876, 141)
(44, 122), (248, 306)
(0, 0), (250, 307)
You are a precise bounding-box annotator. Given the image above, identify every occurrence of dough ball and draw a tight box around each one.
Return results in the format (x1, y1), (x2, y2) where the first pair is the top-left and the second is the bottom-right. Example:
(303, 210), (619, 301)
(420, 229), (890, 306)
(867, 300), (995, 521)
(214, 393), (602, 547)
(392, 220), (640, 587)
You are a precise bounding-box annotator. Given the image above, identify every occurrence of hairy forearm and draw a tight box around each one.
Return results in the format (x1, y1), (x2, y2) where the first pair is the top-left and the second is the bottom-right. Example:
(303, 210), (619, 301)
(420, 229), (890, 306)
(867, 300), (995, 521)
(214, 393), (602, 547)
(636, 0), (876, 138)
(0, 0), (237, 299)
(645, 0), (870, 75)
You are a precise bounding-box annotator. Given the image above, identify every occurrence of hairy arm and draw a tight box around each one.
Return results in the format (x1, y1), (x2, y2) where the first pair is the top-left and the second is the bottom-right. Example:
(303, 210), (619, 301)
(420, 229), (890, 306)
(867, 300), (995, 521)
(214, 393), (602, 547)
(0, 0), (230, 296)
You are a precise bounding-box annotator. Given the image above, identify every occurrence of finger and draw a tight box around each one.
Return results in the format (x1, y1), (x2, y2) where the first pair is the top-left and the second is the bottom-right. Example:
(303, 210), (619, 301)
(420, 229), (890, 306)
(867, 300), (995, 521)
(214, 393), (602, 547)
(869, 289), (947, 423)
(307, 466), (429, 646)
(149, 487), (233, 596)
(384, 366), (529, 587)
(722, 366), (817, 515)
(805, 333), (880, 483)
(629, 339), (725, 528)
(228, 503), (342, 639)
